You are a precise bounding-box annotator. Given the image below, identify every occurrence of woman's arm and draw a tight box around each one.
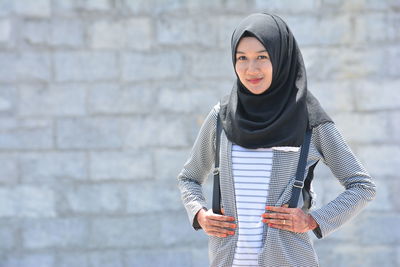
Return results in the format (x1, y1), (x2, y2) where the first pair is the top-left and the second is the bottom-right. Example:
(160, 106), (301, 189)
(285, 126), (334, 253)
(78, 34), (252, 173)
(310, 122), (377, 239)
(177, 105), (218, 230)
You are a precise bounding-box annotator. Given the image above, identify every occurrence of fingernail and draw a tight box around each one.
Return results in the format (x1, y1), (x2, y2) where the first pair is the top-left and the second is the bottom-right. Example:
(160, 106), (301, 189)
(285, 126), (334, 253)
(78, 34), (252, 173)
(268, 223), (272, 227)
(231, 224), (236, 228)
(229, 231), (234, 235)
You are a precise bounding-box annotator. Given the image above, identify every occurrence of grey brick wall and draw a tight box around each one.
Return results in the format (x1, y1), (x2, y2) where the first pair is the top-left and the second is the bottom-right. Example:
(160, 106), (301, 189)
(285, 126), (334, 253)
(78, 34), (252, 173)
(0, 0), (399, 266)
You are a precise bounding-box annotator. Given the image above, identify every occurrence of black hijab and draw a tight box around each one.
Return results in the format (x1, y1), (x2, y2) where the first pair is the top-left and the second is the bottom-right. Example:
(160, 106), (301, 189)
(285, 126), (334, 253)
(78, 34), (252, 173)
(219, 13), (332, 148)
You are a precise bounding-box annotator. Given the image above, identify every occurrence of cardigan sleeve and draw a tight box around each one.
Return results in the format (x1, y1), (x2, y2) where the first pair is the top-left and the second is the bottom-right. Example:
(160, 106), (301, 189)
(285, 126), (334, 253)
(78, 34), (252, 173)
(177, 104), (218, 230)
(309, 122), (376, 239)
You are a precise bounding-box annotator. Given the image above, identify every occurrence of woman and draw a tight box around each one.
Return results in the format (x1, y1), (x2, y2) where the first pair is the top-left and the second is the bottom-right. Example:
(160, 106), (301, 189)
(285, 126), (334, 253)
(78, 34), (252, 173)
(177, 13), (376, 267)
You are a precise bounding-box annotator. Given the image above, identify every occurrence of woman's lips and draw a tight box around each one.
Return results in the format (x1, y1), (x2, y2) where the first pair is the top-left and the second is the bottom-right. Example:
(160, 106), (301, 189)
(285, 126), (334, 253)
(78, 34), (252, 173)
(247, 78), (263, 84)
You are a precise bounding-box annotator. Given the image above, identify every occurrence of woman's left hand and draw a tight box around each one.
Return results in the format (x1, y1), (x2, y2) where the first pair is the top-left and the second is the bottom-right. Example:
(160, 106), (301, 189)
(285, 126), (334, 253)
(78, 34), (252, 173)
(261, 204), (318, 233)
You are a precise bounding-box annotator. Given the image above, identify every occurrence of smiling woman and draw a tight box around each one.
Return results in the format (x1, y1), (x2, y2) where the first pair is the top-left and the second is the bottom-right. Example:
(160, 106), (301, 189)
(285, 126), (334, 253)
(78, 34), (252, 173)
(235, 36), (273, 95)
(177, 12), (376, 267)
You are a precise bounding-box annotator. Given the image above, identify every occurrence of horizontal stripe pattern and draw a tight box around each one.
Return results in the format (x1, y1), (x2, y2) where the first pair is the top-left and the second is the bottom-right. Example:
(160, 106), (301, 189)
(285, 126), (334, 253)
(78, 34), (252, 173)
(232, 144), (272, 267)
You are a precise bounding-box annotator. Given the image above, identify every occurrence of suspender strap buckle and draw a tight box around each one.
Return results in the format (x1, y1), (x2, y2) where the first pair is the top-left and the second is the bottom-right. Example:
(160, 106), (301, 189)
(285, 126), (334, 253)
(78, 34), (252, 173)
(213, 168), (219, 176)
(293, 180), (304, 189)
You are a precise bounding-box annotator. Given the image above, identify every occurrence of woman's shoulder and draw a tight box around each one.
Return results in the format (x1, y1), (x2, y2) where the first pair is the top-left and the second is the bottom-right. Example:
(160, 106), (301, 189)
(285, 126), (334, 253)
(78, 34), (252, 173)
(212, 102), (221, 114)
(311, 121), (338, 136)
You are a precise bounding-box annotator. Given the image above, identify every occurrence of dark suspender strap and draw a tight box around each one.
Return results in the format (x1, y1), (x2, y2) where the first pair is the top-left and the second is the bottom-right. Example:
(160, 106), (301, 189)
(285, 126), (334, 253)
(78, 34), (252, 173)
(288, 128), (312, 208)
(212, 114), (223, 215)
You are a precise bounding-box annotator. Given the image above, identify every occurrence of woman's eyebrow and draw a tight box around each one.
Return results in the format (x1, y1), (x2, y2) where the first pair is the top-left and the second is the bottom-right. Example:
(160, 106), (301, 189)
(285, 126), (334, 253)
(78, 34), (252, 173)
(236, 50), (268, 54)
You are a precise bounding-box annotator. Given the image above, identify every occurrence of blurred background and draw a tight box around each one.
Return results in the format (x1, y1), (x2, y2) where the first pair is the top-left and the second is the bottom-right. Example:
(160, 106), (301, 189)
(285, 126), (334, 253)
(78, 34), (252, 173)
(0, 0), (399, 266)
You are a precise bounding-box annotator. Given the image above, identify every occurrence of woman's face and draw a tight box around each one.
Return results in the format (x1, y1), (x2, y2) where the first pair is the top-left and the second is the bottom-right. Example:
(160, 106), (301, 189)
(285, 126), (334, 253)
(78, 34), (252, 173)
(235, 37), (273, 94)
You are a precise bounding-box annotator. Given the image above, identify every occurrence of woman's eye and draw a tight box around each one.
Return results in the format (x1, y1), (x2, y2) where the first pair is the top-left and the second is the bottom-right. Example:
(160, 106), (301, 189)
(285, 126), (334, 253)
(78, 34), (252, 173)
(258, 55), (269, 60)
(237, 56), (247, 61)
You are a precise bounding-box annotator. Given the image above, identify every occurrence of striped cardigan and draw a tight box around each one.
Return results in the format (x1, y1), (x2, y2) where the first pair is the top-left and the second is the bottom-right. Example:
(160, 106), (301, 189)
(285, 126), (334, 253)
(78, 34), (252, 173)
(177, 103), (376, 267)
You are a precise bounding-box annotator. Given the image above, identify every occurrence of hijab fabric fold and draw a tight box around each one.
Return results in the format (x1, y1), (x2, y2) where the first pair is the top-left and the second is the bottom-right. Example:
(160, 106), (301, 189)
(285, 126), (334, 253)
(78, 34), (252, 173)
(219, 13), (332, 148)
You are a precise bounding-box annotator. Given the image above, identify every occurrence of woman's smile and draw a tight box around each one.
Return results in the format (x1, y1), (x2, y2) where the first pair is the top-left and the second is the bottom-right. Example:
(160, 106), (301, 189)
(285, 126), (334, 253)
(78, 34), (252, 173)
(247, 77), (263, 84)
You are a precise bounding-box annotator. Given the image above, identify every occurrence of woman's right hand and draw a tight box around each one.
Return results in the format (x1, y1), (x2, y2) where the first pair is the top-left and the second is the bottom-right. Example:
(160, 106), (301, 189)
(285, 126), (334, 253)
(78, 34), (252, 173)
(196, 208), (236, 238)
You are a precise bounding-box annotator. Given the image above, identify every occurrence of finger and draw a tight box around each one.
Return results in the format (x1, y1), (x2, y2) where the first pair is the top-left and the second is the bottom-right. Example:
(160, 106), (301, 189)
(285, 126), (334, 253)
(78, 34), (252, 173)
(282, 204), (289, 208)
(262, 212), (290, 220)
(266, 206), (292, 214)
(207, 227), (235, 235)
(209, 213), (235, 222)
(268, 223), (293, 232)
(209, 220), (237, 229)
(221, 208), (225, 214)
(263, 219), (290, 225)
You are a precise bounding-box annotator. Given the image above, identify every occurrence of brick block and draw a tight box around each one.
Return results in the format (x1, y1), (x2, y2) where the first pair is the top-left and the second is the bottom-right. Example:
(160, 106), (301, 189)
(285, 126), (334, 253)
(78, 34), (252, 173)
(354, 80), (400, 111)
(0, 222), (15, 249)
(58, 253), (88, 267)
(23, 19), (84, 47)
(54, 51), (118, 82)
(14, 0), (51, 17)
(88, 83), (155, 115)
(0, 0), (13, 16)
(315, 243), (397, 267)
(353, 13), (389, 44)
(2, 253), (55, 267)
(90, 18), (152, 50)
(126, 115), (190, 148)
(56, 117), (128, 149)
(160, 210), (207, 246)
(217, 16), (246, 48)
(384, 46), (400, 78)
(0, 153), (18, 184)
(78, 0), (112, 11)
(190, 50), (233, 79)
(89, 251), (123, 267)
(89, 216), (159, 248)
(18, 52), (51, 81)
(0, 118), (53, 150)
(357, 145), (400, 177)
(303, 47), (387, 80)
(254, 0), (318, 13)
(123, 0), (185, 14)
(191, 247), (211, 267)
(22, 218), (89, 249)
(0, 188), (15, 217)
(19, 84), (86, 117)
(157, 88), (221, 114)
(126, 181), (182, 214)
(124, 249), (192, 267)
(287, 15), (352, 46)
(154, 148), (190, 181)
(156, 17), (218, 46)
(332, 112), (391, 144)
(22, 20), (50, 45)
(0, 19), (11, 43)
(0, 52), (16, 82)
(20, 152), (86, 182)
(90, 150), (152, 180)
(121, 51), (183, 81)
(0, 52), (51, 82)
(0, 186), (55, 217)
(357, 212), (400, 245)
(387, 13), (400, 42)
(0, 85), (16, 115)
(51, 19), (85, 47)
(65, 184), (124, 214)
(365, 178), (394, 212)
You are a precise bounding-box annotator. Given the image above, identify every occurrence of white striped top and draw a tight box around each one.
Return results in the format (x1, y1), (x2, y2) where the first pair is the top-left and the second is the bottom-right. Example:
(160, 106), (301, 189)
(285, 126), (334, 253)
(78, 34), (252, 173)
(232, 144), (273, 267)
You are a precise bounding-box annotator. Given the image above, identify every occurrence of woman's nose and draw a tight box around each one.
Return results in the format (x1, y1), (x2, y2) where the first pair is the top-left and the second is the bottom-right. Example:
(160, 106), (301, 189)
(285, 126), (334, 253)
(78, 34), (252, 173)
(247, 60), (259, 74)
